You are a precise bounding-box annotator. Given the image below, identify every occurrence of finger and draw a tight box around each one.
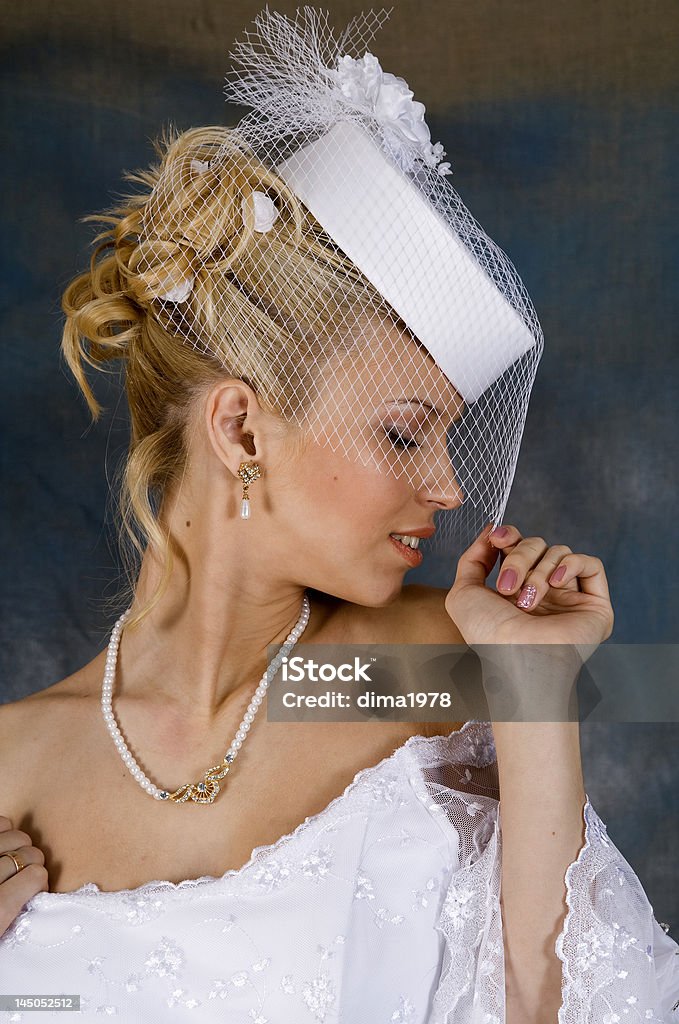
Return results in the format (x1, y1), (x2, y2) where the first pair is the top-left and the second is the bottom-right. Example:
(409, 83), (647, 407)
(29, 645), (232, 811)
(548, 553), (612, 601)
(453, 522), (499, 589)
(488, 524), (526, 589)
(513, 545), (573, 609)
(488, 523), (523, 550)
(0, 829), (34, 854)
(496, 536), (550, 595)
(0, 863), (49, 933)
(0, 845), (44, 885)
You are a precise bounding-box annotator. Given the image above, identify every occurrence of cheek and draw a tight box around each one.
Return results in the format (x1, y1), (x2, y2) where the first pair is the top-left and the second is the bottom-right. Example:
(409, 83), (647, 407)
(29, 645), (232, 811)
(313, 471), (357, 519)
(311, 461), (407, 529)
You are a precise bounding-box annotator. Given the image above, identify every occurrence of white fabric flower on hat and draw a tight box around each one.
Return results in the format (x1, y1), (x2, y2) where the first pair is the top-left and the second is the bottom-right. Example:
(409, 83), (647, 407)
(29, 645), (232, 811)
(332, 52), (452, 177)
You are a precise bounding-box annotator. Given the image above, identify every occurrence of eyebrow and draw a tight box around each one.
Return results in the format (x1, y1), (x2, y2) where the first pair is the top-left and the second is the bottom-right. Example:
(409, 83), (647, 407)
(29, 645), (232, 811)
(389, 399), (441, 415)
(388, 397), (466, 422)
(391, 401), (438, 413)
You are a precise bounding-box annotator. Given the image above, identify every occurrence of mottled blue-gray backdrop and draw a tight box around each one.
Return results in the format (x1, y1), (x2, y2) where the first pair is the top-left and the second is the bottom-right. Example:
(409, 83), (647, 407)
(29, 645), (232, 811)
(1, 1), (677, 932)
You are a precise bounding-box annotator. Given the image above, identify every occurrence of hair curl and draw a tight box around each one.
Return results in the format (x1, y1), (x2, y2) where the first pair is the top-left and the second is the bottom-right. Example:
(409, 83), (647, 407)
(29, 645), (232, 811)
(61, 124), (385, 631)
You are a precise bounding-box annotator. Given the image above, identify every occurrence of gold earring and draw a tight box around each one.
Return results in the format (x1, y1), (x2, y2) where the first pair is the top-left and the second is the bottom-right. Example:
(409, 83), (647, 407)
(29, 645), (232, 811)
(238, 461), (261, 519)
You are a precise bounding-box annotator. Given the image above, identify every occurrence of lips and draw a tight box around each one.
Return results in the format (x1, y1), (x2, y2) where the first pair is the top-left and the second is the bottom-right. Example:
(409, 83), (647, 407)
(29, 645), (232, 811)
(389, 526), (436, 539)
(389, 534), (424, 566)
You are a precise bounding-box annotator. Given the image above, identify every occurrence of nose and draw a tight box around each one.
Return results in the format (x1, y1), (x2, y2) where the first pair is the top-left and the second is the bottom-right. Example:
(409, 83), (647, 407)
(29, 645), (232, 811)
(415, 432), (465, 511)
(417, 475), (465, 511)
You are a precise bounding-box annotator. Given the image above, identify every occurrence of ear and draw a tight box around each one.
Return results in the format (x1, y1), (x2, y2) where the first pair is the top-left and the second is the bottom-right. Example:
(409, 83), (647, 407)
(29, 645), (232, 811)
(205, 379), (264, 475)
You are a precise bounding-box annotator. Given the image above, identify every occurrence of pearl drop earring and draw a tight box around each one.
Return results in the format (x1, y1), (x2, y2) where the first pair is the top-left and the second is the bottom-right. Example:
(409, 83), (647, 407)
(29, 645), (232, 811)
(238, 461), (261, 519)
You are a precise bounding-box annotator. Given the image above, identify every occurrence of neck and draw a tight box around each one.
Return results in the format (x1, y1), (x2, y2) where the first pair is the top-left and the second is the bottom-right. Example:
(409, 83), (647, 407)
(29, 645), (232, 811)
(110, 541), (327, 728)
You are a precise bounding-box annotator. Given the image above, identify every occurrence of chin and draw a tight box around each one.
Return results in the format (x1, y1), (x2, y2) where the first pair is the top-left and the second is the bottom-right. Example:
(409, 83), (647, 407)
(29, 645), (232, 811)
(307, 571), (404, 610)
(347, 574), (406, 609)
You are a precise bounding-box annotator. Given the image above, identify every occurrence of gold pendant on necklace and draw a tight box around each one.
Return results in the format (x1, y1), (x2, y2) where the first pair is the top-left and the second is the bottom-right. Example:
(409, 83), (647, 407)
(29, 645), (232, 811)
(162, 758), (233, 804)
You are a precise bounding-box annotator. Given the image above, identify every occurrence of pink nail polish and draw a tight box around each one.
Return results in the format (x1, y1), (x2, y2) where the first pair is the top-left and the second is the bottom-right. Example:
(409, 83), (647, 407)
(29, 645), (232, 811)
(491, 526), (509, 538)
(517, 585), (537, 609)
(550, 565), (567, 584)
(498, 569), (517, 591)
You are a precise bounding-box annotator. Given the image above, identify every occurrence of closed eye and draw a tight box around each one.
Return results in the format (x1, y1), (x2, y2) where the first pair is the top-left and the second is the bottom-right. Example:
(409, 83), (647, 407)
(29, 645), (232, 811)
(385, 428), (420, 450)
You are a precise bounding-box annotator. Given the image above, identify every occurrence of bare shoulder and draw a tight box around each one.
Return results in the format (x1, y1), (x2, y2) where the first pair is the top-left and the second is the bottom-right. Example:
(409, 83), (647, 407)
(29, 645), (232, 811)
(395, 585), (465, 645)
(0, 660), (98, 723)
(324, 585), (467, 740)
(0, 663), (99, 819)
(0, 694), (47, 821)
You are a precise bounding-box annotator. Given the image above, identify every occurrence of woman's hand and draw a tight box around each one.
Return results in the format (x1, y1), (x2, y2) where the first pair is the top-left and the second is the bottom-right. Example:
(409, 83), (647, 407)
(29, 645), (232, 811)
(0, 816), (49, 937)
(445, 522), (615, 650)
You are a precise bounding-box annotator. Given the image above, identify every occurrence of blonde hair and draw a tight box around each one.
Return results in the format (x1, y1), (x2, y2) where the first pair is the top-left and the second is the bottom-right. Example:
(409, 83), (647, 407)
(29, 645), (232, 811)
(61, 124), (384, 631)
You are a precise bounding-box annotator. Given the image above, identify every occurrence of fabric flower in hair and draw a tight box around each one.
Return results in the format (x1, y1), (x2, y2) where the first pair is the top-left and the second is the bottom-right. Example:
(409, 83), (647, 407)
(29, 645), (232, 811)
(190, 158), (211, 175)
(332, 53), (452, 177)
(154, 192), (278, 304)
(241, 190), (280, 232)
(156, 276), (194, 303)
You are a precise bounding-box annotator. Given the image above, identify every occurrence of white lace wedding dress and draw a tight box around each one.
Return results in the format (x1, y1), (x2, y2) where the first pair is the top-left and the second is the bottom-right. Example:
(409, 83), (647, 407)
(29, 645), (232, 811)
(1, 720), (678, 1022)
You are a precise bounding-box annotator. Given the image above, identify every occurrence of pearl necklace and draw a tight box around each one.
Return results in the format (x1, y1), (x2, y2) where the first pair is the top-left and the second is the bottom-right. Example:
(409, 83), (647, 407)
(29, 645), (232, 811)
(101, 592), (311, 804)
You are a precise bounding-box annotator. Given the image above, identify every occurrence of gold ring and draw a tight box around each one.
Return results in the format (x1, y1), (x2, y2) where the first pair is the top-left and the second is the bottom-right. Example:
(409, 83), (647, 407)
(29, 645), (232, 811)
(1, 850), (26, 876)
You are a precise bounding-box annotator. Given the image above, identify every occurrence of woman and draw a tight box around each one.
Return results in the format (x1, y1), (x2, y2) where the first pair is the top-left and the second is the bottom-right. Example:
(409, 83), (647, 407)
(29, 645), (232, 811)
(1, 8), (677, 1023)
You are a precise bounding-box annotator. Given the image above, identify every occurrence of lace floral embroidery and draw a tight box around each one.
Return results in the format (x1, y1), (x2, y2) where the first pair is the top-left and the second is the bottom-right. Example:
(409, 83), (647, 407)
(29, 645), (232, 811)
(555, 797), (677, 1022)
(144, 937), (185, 979)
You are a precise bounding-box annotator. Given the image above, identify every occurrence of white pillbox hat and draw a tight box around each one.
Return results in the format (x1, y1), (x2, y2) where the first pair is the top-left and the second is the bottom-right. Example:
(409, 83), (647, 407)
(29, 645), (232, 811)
(277, 119), (537, 403)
